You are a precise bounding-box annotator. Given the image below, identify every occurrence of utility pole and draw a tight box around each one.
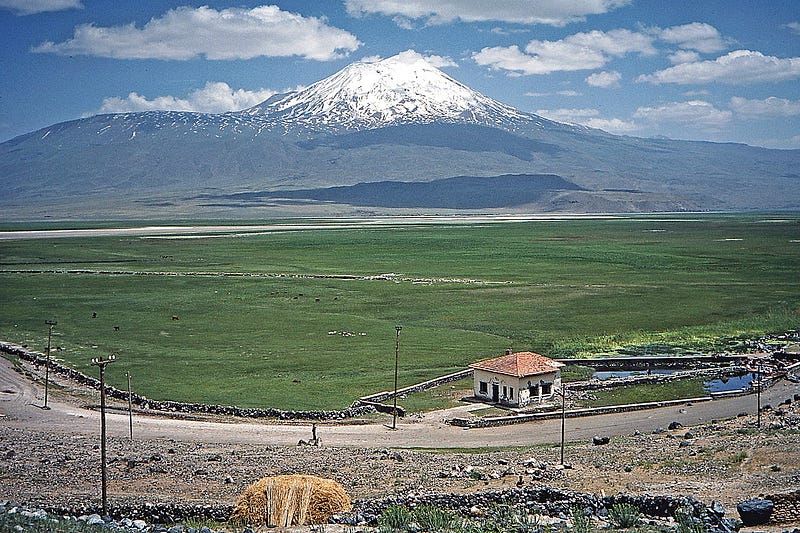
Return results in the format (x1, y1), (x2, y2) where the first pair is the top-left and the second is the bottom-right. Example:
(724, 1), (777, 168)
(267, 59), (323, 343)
(43, 320), (57, 409)
(391, 325), (402, 430)
(756, 359), (762, 428)
(91, 354), (116, 516)
(126, 371), (133, 440)
(560, 383), (567, 465)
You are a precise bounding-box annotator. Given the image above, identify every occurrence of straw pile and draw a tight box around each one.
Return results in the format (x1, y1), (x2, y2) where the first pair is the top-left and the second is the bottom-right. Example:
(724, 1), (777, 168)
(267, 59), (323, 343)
(230, 474), (351, 526)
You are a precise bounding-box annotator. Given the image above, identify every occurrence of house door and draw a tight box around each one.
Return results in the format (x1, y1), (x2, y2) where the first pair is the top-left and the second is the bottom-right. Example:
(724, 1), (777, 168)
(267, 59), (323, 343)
(492, 384), (499, 403)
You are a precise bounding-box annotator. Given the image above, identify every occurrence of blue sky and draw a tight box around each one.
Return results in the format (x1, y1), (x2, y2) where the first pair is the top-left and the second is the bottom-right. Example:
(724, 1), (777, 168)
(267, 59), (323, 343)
(1, 0), (799, 148)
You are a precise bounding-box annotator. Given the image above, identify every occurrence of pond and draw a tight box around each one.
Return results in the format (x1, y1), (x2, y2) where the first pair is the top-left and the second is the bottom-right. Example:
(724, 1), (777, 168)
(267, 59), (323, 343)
(590, 369), (758, 393)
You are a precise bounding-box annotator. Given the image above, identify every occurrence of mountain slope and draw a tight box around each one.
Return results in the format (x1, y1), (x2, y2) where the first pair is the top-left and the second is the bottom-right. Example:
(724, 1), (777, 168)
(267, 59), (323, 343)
(0, 51), (798, 218)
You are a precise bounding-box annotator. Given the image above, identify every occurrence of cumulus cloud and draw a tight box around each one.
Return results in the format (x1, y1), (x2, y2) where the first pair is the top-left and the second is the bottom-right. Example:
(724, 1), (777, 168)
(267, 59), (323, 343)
(657, 22), (727, 53)
(786, 22), (800, 35)
(474, 29), (654, 75)
(534, 107), (637, 133)
(586, 70), (621, 87)
(33, 5), (360, 61)
(422, 54), (458, 68)
(633, 100), (732, 129)
(638, 50), (800, 85)
(525, 90), (581, 97)
(345, 0), (630, 27)
(729, 96), (800, 119)
(668, 50), (700, 65)
(0, 0), (81, 15)
(93, 82), (289, 114)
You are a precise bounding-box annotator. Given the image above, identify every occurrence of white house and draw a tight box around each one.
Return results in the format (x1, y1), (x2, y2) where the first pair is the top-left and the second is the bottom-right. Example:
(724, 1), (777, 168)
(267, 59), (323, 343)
(469, 350), (563, 407)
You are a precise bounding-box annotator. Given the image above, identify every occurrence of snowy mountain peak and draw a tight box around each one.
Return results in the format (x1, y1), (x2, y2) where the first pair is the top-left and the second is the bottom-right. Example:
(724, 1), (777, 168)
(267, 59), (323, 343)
(245, 50), (529, 133)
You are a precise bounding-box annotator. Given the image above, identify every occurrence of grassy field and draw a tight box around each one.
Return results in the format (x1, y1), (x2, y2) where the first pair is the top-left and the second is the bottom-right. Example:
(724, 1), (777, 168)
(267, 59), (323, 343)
(0, 214), (798, 410)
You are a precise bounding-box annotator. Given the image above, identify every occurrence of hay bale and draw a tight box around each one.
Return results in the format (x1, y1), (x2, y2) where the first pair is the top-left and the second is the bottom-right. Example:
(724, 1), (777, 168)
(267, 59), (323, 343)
(230, 474), (351, 526)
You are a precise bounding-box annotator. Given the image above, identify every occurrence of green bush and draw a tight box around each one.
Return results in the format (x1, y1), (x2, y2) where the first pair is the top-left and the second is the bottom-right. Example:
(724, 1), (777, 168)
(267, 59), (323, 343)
(414, 505), (457, 532)
(379, 505), (414, 532)
(570, 507), (594, 533)
(674, 506), (706, 533)
(608, 503), (641, 529)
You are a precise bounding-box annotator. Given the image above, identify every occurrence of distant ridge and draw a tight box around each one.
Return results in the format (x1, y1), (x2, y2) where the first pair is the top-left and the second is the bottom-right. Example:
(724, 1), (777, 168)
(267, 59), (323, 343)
(199, 174), (584, 209)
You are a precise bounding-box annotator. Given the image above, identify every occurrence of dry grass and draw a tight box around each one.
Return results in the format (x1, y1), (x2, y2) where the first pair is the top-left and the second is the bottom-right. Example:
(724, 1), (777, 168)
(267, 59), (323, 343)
(230, 474), (351, 526)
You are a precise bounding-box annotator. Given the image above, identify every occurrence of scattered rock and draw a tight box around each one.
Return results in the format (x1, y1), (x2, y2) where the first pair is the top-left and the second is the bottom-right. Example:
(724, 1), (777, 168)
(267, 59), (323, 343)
(736, 498), (773, 526)
(592, 436), (610, 446)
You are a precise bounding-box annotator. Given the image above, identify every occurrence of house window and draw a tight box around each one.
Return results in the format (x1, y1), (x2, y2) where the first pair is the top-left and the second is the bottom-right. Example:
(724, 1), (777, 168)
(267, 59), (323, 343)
(502, 386), (507, 398)
(479, 381), (488, 394)
(509, 387), (514, 399)
(542, 382), (552, 395)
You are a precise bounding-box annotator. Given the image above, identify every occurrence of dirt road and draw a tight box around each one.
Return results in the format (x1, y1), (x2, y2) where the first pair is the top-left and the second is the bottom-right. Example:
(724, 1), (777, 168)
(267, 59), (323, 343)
(2, 355), (798, 448)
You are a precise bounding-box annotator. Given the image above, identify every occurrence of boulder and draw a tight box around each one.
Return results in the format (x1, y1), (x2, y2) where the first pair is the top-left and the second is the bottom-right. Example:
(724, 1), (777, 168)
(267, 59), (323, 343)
(592, 435), (610, 446)
(736, 498), (773, 526)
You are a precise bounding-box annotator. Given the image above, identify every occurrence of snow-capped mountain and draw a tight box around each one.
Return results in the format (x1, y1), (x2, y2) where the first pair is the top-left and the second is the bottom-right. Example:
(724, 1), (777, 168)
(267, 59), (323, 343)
(0, 51), (798, 218)
(245, 50), (536, 134)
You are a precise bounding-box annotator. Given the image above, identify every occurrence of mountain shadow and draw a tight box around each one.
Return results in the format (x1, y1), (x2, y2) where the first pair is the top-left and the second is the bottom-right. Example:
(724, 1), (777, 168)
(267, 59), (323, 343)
(298, 124), (561, 161)
(203, 174), (583, 209)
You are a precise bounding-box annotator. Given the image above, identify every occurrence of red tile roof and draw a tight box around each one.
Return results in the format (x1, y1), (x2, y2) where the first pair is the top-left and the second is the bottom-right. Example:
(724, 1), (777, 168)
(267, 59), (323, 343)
(469, 351), (562, 378)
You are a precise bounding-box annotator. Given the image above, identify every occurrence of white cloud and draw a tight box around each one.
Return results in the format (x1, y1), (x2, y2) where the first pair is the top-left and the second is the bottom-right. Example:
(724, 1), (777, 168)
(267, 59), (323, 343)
(474, 29), (654, 75)
(0, 0), (81, 15)
(345, 0), (630, 27)
(638, 50), (800, 85)
(93, 82), (289, 114)
(524, 91), (581, 97)
(633, 100), (732, 129)
(729, 96), (800, 119)
(755, 135), (800, 150)
(786, 22), (800, 35)
(535, 108), (600, 122)
(657, 22), (727, 53)
(668, 50), (700, 65)
(584, 117), (638, 133)
(535, 107), (636, 133)
(423, 54), (458, 68)
(33, 5), (361, 61)
(586, 70), (621, 87)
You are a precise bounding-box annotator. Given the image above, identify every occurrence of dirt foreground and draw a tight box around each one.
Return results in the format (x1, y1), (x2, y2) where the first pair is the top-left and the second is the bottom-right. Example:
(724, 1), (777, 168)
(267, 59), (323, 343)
(1, 354), (799, 528)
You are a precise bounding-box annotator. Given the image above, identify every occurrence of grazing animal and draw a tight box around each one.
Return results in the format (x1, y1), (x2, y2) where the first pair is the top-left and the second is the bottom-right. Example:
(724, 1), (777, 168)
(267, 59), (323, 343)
(171, 315), (179, 321)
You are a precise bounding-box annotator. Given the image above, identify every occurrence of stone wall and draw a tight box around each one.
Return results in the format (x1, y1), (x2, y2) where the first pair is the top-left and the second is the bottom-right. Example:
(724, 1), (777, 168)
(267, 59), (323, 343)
(767, 489), (800, 523)
(449, 396), (712, 428)
(349, 485), (712, 525)
(358, 368), (473, 404)
(0, 341), (374, 421)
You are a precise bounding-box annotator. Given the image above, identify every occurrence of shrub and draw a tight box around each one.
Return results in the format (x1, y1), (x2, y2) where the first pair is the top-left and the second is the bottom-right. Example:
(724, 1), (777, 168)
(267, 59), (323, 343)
(379, 505), (413, 532)
(414, 505), (457, 532)
(674, 506), (706, 533)
(608, 503), (641, 529)
(570, 507), (594, 533)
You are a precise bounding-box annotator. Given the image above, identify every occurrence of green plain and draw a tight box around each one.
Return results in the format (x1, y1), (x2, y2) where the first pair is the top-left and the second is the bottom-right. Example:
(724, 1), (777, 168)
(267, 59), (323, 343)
(0, 214), (798, 410)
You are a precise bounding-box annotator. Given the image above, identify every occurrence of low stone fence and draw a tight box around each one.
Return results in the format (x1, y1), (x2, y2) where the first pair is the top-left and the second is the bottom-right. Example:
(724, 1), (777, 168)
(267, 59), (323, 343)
(351, 485), (713, 525)
(34, 486), (721, 528)
(0, 341), (374, 421)
(555, 355), (749, 371)
(449, 397), (712, 428)
(358, 368), (473, 404)
(767, 489), (800, 523)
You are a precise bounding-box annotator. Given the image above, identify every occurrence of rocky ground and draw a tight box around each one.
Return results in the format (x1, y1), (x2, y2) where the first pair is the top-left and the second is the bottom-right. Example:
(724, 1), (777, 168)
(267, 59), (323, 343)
(2, 397), (799, 520)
